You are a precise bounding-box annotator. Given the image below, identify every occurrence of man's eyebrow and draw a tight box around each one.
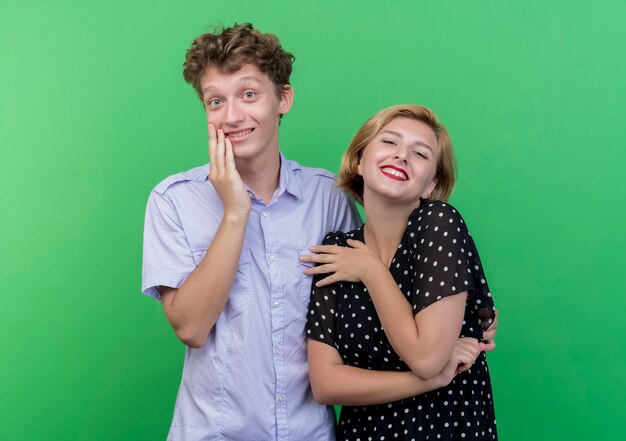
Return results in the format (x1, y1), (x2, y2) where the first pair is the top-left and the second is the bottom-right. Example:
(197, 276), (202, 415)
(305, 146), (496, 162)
(237, 76), (263, 85)
(202, 76), (264, 95)
(381, 130), (434, 152)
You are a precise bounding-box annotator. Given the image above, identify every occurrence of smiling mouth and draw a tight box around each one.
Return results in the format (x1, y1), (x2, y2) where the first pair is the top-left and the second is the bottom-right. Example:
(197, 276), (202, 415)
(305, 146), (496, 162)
(225, 128), (254, 139)
(380, 166), (408, 181)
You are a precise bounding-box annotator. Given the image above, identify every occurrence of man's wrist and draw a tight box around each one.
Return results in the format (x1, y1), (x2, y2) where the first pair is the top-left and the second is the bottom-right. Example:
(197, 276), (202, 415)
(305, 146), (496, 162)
(223, 210), (250, 225)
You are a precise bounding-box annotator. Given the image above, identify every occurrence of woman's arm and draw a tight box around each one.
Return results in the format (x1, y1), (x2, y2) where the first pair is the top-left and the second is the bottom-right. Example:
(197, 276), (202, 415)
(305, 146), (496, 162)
(304, 205), (494, 381)
(304, 241), (466, 381)
(361, 262), (467, 380)
(307, 337), (480, 405)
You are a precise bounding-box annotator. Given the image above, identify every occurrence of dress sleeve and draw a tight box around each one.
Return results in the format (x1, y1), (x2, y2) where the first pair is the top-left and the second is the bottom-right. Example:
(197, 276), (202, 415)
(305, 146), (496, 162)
(141, 191), (195, 300)
(305, 232), (346, 348)
(408, 202), (495, 331)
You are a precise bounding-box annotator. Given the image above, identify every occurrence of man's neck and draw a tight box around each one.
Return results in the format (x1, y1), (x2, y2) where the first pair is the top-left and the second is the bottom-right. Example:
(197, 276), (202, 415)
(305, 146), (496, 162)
(236, 150), (281, 205)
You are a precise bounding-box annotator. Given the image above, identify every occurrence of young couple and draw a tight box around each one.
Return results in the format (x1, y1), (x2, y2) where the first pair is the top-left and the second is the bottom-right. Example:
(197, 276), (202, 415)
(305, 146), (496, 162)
(142, 23), (497, 440)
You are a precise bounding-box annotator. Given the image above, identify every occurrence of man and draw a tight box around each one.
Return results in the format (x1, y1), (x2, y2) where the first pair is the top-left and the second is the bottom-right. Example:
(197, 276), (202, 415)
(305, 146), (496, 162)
(142, 23), (497, 440)
(142, 23), (359, 440)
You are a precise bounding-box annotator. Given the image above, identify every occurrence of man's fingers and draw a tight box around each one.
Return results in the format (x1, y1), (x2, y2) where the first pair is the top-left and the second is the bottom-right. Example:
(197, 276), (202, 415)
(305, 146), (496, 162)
(482, 328), (496, 342)
(486, 308), (499, 332)
(224, 137), (236, 171)
(208, 124), (216, 164)
(215, 129), (225, 172)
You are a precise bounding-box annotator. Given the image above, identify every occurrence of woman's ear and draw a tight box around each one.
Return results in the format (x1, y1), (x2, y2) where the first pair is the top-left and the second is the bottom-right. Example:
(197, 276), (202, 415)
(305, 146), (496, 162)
(422, 178), (438, 200)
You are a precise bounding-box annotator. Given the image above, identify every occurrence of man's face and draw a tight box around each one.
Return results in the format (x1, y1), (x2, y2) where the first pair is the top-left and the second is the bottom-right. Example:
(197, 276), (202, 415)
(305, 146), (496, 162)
(200, 64), (293, 162)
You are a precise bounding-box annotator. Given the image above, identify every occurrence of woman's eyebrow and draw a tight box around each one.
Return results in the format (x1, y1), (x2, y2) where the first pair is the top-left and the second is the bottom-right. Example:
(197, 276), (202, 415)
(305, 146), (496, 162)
(380, 130), (433, 152)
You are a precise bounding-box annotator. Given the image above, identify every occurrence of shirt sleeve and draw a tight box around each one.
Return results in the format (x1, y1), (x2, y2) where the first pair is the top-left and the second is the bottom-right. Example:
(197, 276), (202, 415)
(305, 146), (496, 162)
(141, 191), (195, 300)
(305, 232), (346, 348)
(408, 202), (495, 331)
(332, 191), (362, 233)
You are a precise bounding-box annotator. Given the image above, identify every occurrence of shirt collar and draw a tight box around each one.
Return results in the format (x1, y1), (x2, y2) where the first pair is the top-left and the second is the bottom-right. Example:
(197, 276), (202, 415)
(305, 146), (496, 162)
(276, 152), (302, 201)
(206, 152), (302, 201)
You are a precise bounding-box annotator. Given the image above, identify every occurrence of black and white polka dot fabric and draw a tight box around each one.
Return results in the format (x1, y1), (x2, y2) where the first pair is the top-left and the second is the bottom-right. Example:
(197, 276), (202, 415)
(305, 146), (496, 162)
(306, 201), (497, 440)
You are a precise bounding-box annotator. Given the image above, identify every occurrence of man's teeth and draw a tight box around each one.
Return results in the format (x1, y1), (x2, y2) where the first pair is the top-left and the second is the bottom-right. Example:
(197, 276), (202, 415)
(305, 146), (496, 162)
(381, 167), (407, 179)
(226, 129), (253, 138)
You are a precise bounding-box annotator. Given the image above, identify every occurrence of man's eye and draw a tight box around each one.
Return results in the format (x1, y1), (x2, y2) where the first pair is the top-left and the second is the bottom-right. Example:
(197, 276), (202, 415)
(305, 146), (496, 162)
(382, 139), (396, 145)
(243, 91), (256, 99)
(208, 98), (221, 106)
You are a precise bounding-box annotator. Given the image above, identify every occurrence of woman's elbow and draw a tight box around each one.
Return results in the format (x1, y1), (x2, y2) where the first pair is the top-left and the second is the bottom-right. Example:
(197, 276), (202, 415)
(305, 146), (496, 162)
(309, 376), (334, 405)
(407, 358), (445, 381)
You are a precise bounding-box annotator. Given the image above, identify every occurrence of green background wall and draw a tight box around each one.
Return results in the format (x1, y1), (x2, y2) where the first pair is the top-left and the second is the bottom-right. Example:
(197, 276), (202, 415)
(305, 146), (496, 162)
(2, 0), (624, 439)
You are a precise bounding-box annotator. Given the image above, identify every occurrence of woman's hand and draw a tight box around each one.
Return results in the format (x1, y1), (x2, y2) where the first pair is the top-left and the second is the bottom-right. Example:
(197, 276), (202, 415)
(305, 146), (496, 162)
(208, 124), (251, 218)
(301, 239), (383, 287)
(438, 337), (481, 387)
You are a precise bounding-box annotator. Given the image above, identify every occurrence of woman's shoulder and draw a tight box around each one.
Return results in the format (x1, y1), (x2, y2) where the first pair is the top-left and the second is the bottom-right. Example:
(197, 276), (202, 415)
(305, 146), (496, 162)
(411, 200), (464, 221)
(407, 200), (470, 239)
(410, 200), (468, 228)
(322, 226), (363, 246)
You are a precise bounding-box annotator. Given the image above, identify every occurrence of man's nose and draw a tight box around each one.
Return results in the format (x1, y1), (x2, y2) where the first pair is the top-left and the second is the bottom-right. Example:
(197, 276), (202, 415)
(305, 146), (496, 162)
(224, 101), (245, 126)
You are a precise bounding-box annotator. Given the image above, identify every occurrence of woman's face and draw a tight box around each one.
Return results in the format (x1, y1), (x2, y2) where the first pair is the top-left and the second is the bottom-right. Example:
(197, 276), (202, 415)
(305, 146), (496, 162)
(358, 117), (439, 207)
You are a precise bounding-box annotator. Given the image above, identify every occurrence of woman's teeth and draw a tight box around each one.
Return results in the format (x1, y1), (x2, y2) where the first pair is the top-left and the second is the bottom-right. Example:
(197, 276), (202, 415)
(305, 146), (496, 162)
(381, 167), (407, 180)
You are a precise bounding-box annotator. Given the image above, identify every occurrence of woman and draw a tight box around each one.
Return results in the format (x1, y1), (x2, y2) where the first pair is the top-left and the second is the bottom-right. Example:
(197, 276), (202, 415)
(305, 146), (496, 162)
(302, 105), (497, 440)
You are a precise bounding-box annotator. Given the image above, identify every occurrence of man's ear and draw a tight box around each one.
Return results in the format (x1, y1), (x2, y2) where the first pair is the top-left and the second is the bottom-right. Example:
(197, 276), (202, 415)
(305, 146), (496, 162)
(279, 85), (294, 115)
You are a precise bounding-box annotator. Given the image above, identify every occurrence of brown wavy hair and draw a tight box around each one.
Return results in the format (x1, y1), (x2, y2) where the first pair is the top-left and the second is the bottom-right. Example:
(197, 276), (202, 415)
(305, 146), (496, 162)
(183, 23), (295, 100)
(337, 104), (456, 205)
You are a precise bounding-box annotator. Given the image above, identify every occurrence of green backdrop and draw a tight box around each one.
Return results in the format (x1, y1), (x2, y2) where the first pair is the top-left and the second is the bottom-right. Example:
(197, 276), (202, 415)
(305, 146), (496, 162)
(2, 1), (625, 440)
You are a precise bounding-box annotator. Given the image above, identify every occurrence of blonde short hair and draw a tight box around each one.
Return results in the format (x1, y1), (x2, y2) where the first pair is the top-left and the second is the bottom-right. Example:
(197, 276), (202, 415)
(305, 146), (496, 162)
(337, 104), (456, 205)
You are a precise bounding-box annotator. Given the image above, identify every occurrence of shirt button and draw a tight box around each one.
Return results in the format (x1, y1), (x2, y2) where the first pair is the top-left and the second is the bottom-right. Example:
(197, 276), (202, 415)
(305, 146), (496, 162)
(273, 300), (281, 308)
(268, 254), (276, 262)
(262, 211), (268, 217)
(274, 347), (281, 355)
(276, 395), (284, 403)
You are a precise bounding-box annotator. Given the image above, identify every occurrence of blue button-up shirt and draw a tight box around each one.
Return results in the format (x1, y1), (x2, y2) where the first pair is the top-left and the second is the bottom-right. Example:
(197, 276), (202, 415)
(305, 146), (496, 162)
(142, 154), (361, 441)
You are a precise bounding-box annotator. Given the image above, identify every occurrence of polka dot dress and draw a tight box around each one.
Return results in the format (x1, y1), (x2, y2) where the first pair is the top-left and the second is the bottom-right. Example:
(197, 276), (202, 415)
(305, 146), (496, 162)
(306, 201), (497, 440)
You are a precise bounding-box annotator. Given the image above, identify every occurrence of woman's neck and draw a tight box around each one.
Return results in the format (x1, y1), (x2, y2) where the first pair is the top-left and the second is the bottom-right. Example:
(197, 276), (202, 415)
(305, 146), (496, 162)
(362, 196), (420, 267)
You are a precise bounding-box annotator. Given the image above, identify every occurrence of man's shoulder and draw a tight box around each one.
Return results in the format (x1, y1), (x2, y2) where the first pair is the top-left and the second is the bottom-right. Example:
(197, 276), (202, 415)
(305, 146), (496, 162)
(151, 164), (209, 195)
(283, 157), (337, 182)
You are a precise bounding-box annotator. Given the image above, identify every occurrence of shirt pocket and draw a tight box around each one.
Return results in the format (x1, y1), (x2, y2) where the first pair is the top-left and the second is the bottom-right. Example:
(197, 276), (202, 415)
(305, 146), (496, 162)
(298, 247), (316, 306)
(191, 247), (252, 316)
